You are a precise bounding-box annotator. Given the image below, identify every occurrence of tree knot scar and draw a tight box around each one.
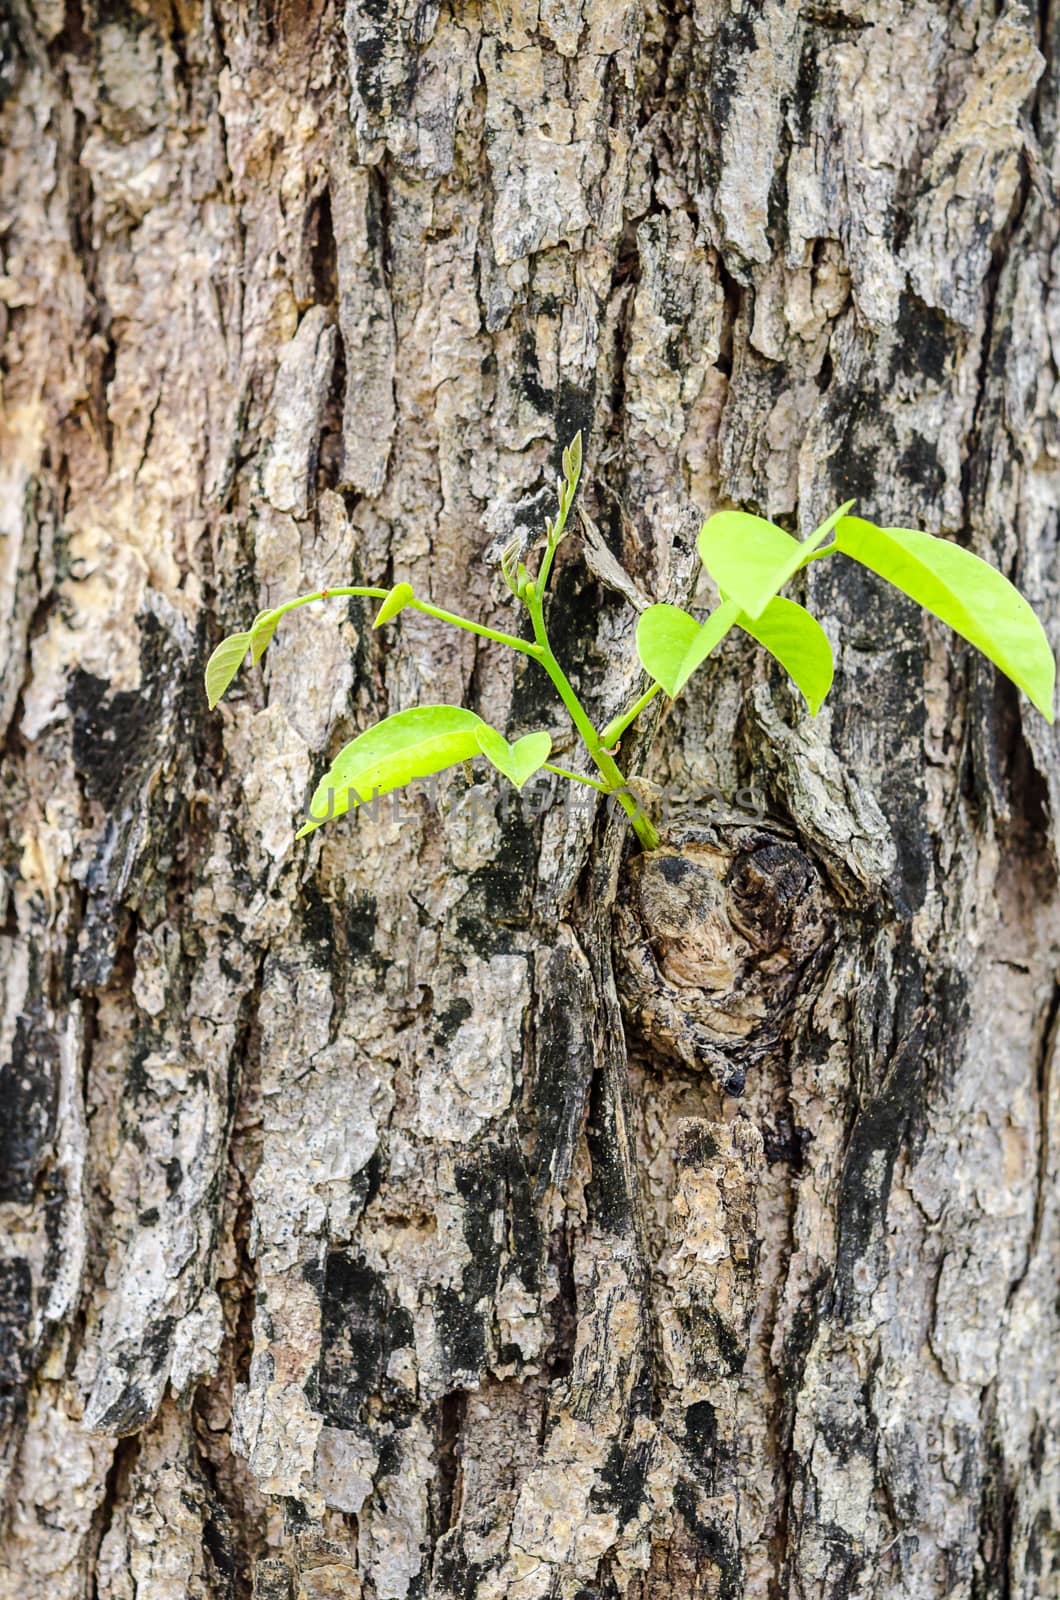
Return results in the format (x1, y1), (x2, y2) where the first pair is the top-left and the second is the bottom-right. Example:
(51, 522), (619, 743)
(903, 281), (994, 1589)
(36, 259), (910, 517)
(614, 822), (831, 1093)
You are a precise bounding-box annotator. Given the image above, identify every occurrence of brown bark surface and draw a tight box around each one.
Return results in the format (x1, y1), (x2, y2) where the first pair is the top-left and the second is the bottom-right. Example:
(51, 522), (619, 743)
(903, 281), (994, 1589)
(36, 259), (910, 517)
(1, 2), (1059, 1596)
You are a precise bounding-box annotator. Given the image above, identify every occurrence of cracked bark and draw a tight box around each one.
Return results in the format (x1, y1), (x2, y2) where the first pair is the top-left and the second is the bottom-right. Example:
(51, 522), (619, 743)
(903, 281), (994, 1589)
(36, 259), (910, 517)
(1, 1), (1059, 1596)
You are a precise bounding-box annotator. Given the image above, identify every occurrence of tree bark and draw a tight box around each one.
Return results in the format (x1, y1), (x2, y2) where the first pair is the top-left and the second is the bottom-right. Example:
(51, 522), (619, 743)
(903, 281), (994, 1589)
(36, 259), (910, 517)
(1, 2), (1059, 1596)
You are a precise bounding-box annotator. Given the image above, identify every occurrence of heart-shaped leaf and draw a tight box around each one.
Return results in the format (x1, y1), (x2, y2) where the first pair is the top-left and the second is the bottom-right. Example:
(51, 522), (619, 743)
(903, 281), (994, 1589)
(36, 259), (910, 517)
(298, 705), (487, 836)
(697, 502), (851, 618)
(837, 516), (1055, 721)
(250, 608), (282, 664)
(475, 726), (552, 788)
(373, 582), (416, 628)
(636, 599), (741, 696)
(205, 631), (252, 709)
(737, 596), (834, 714)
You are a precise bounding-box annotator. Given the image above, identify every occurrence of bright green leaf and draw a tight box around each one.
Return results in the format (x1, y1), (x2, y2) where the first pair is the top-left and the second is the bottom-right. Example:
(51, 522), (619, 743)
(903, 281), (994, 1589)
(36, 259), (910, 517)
(808, 498), (855, 547)
(563, 430), (583, 487)
(674, 599), (744, 691)
(475, 726), (552, 788)
(205, 631), (252, 709)
(737, 596), (834, 715)
(373, 582), (416, 628)
(837, 516), (1055, 721)
(636, 599), (742, 696)
(250, 608), (281, 664)
(635, 605), (698, 695)
(697, 508), (838, 618)
(298, 706), (486, 837)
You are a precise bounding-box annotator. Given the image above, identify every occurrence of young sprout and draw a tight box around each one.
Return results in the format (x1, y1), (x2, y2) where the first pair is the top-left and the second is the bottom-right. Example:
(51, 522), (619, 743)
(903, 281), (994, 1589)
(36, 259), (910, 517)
(205, 432), (1055, 855)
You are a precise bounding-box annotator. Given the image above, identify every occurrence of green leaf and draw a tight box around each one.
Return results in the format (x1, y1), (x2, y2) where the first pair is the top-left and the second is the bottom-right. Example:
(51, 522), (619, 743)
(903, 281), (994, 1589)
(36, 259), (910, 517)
(205, 631), (252, 709)
(297, 706), (487, 837)
(737, 597), (834, 715)
(697, 505), (846, 618)
(475, 726), (552, 788)
(808, 499), (856, 547)
(373, 582), (416, 628)
(563, 430), (583, 487)
(636, 599), (742, 696)
(250, 609), (281, 664)
(837, 516), (1055, 721)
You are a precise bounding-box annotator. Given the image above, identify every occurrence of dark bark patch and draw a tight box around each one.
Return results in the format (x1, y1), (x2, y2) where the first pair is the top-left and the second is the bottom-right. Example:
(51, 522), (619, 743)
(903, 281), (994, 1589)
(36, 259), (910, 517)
(828, 399), (888, 507)
(93, 1374), (155, 1437)
(502, 1134), (540, 1295)
(658, 854), (695, 887)
(890, 294), (952, 386)
(593, 1431), (653, 1525)
(709, 8), (758, 130)
(672, 1477), (741, 1597)
(69, 612), (181, 810)
(694, 1302), (748, 1377)
(677, 1123), (720, 1165)
(529, 940), (596, 1195)
(202, 1507), (238, 1594)
(436, 1146), (509, 1385)
(790, 37), (820, 140)
(971, 1406), (1014, 1600)
(683, 1400), (719, 1477)
(0, 1257), (32, 1435)
(434, 1288), (486, 1386)
(317, 1253), (411, 1426)
(0, 940), (58, 1203)
(455, 810), (536, 943)
(554, 380), (594, 460)
(900, 434), (946, 500)
(777, 1267), (829, 1395)
(252, 1557), (294, 1600)
(0, 7), (25, 106)
(433, 998), (473, 1047)
(585, 1066), (636, 1236)
(431, 1388), (467, 1539)
(69, 610), (196, 986)
(296, 882), (336, 959)
(307, 184), (338, 304)
(833, 1019), (926, 1316)
(345, 891), (379, 961)
(517, 332), (551, 416)
(431, 1531), (494, 1600)
(761, 1113), (813, 1170)
(349, 28), (388, 118)
(817, 1400), (874, 1469)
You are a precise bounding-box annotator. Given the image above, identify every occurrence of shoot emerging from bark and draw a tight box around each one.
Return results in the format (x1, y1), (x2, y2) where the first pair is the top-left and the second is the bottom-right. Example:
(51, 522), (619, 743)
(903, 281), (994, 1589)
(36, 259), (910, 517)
(205, 434), (1055, 854)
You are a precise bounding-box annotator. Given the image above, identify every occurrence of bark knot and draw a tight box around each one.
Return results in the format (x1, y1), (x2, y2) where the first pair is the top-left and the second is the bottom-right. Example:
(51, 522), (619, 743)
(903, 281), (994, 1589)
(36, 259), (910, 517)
(613, 823), (831, 1094)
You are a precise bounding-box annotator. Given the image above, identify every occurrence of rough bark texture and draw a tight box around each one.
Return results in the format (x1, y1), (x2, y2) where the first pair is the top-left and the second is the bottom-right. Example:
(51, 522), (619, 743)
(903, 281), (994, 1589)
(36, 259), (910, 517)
(1, 2), (1059, 1596)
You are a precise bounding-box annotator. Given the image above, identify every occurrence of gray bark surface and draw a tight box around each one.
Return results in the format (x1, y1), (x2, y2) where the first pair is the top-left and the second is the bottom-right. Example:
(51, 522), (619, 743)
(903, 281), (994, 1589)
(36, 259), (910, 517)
(1, 1), (1059, 1596)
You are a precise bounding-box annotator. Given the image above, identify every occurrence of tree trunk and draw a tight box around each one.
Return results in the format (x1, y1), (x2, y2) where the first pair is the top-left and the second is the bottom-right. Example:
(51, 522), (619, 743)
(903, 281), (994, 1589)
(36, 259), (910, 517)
(2, 1), (1059, 1596)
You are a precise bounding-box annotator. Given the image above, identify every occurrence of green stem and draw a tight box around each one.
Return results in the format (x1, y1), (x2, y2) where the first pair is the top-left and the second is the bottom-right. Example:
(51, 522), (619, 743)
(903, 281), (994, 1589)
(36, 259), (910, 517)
(599, 681), (663, 748)
(269, 580), (662, 847)
(797, 540), (838, 568)
(525, 588), (660, 850)
(271, 587), (542, 659)
(536, 463), (582, 595)
(542, 763), (610, 793)
(274, 586), (388, 617)
(408, 599), (542, 658)
(536, 512), (565, 595)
